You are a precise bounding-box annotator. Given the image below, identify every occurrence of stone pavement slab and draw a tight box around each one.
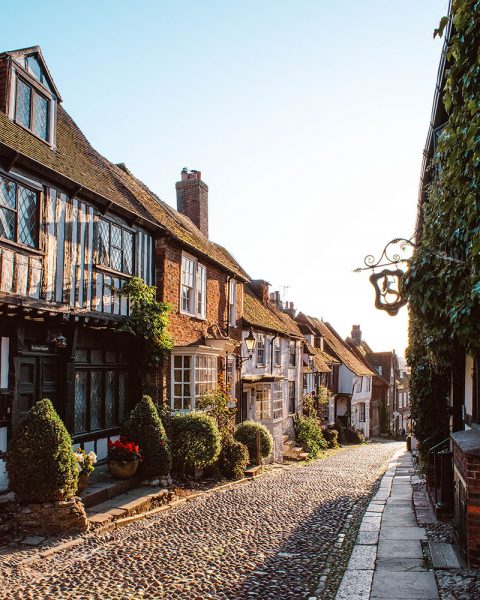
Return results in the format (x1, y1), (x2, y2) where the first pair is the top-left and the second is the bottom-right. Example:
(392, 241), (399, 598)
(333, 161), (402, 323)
(377, 539), (424, 559)
(335, 569), (374, 600)
(371, 571), (439, 599)
(375, 557), (428, 572)
(380, 526), (426, 541)
(347, 545), (377, 570)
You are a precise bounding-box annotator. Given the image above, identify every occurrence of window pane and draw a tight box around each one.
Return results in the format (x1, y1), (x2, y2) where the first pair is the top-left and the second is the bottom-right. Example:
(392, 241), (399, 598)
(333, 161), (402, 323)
(74, 371), (88, 434)
(17, 185), (38, 247)
(16, 79), (31, 129)
(33, 91), (48, 140)
(105, 370), (116, 427)
(123, 230), (133, 274)
(0, 207), (16, 241)
(111, 224), (121, 249)
(118, 371), (128, 423)
(90, 371), (103, 430)
(0, 178), (16, 209)
(110, 247), (122, 272)
(98, 219), (110, 266)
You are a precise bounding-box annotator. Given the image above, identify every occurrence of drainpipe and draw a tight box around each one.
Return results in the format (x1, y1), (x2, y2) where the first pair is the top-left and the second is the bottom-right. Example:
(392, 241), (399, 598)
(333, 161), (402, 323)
(270, 333), (278, 375)
(225, 276), (231, 333)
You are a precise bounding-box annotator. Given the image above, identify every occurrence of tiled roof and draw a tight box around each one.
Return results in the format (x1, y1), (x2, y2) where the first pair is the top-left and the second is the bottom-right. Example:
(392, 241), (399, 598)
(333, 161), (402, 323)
(296, 314), (374, 376)
(243, 286), (303, 338)
(304, 343), (331, 374)
(0, 94), (249, 281)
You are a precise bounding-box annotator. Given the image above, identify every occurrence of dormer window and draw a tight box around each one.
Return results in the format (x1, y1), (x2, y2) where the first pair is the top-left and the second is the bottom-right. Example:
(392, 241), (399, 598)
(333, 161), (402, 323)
(15, 78), (49, 141)
(9, 51), (58, 146)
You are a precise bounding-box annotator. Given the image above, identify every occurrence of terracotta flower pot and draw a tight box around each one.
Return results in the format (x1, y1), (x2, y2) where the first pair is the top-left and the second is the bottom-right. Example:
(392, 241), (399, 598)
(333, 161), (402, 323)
(108, 459), (140, 480)
(77, 473), (89, 493)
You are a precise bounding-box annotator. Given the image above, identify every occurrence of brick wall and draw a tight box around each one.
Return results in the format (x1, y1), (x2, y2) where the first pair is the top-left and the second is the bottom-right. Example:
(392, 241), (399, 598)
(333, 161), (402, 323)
(0, 55), (10, 115)
(154, 237), (243, 405)
(176, 177), (209, 238)
(453, 437), (480, 566)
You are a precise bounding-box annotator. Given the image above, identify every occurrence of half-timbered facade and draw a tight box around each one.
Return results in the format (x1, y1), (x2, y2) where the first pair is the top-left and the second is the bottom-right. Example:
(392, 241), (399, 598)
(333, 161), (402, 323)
(0, 46), (159, 488)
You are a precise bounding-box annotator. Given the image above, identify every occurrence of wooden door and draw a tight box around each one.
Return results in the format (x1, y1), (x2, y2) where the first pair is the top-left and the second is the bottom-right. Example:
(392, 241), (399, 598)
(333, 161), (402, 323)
(13, 356), (59, 428)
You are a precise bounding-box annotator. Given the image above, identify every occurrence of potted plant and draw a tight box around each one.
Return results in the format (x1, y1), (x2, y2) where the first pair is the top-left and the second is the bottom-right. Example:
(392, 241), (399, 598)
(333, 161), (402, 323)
(107, 437), (142, 479)
(74, 448), (97, 492)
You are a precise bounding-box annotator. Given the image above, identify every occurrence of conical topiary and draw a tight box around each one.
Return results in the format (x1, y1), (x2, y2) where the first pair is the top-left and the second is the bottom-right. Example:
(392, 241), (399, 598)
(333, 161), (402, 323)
(121, 395), (171, 476)
(6, 399), (78, 503)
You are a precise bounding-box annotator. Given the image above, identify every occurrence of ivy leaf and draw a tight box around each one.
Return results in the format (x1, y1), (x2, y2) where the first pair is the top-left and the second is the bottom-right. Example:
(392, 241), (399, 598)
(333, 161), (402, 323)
(434, 16), (449, 38)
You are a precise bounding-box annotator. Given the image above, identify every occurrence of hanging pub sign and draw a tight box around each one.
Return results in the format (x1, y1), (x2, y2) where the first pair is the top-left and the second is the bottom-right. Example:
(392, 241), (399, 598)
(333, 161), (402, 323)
(354, 238), (415, 317)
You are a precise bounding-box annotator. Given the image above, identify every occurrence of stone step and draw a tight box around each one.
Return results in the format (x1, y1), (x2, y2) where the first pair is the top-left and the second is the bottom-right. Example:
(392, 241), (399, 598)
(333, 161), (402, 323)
(244, 465), (263, 478)
(80, 468), (142, 509)
(87, 487), (174, 528)
(282, 441), (295, 451)
(283, 450), (309, 461)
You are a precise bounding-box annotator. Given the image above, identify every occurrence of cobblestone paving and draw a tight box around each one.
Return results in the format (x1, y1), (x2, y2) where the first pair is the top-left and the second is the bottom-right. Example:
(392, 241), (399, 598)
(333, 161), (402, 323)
(0, 441), (402, 600)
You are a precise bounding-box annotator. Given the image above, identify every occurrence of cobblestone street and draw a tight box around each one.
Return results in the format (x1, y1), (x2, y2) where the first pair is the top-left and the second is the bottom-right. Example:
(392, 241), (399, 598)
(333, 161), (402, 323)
(0, 441), (402, 600)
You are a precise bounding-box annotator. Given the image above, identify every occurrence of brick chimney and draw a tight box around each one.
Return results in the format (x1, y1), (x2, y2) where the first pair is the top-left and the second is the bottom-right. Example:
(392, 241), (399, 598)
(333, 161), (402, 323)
(176, 168), (209, 238)
(269, 291), (282, 309)
(283, 301), (296, 318)
(250, 280), (270, 305)
(351, 325), (362, 346)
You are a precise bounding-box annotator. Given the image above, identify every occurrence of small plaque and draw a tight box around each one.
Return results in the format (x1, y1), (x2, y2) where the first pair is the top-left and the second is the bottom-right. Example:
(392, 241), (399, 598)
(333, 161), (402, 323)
(30, 343), (50, 353)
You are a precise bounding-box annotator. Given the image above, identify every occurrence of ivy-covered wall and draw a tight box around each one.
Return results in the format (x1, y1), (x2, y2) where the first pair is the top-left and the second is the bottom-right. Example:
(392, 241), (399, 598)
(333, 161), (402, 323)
(405, 0), (480, 443)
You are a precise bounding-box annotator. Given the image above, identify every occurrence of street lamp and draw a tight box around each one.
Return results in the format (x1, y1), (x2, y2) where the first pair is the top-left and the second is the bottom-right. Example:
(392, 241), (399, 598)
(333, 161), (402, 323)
(237, 327), (257, 366)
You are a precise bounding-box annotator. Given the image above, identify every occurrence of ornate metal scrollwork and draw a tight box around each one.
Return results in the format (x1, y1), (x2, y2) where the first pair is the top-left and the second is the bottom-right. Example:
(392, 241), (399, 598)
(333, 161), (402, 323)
(354, 238), (415, 273)
(355, 238), (415, 316)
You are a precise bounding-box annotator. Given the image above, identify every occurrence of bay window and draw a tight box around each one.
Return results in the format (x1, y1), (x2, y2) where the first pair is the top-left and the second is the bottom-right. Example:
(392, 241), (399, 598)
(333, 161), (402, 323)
(172, 353), (217, 411)
(255, 384), (271, 420)
(181, 254), (206, 318)
(0, 176), (38, 248)
(272, 381), (283, 420)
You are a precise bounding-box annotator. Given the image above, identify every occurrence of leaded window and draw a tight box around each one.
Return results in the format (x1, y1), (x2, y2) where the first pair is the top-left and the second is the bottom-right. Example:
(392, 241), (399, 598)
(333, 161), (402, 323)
(0, 176), (38, 248)
(15, 77), (49, 142)
(172, 353), (217, 411)
(180, 254), (206, 318)
(73, 349), (129, 435)
(97, 218), (134, 275)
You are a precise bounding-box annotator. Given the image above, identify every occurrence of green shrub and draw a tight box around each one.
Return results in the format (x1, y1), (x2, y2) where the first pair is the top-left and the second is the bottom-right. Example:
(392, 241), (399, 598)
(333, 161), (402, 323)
(323, 427), (339, 449)
(6, 399), (78, 503)
(216, 435), (249, 480)
(293, 415), (327, 458)
(170, 412), (221, 473)
(346, 427), (366, 444)
(234, 421), (273, 464)
(122, 395), (171, 476)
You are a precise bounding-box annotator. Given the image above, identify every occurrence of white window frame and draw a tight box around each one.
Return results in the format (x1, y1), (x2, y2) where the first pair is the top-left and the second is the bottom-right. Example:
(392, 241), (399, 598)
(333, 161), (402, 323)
(274, 337), (281, 366)
(226, 356), (236, 399)
(171, 351), (217, 411)
(354, 377), (362, 393)
(359, 402), (366, 422)
(255, 384), (271, 420)
(364, 376), (371, 392)
(272, 381), (283, 420)
(180, 253), (206, 319)
(256, 334), (266, 366)
(289, 340), (296, 367)
(228, 279), (237, 327)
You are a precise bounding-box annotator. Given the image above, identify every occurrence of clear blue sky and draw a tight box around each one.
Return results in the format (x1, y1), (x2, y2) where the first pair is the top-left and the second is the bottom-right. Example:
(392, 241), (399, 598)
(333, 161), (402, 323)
(3, 0), (449, 355)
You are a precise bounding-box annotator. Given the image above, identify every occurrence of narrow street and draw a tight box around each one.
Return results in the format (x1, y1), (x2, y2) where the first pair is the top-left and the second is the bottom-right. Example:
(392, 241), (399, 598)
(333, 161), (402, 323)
(0, 442), (402, 600)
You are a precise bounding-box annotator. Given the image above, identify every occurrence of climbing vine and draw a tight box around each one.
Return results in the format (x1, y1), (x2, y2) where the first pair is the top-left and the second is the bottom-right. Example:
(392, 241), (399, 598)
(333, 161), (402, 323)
(404, 1), (480, 442)
(120, 277), (173, 367)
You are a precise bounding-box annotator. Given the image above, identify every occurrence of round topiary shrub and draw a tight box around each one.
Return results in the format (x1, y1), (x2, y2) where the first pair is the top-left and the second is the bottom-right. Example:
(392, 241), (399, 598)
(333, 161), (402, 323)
(170, 412), (221, 474)
(6, 399), (78, 503)
(122, 395), (171, 476)
(323, 427), (340, 449)
(234, 421), (273, 464)
(293, 415), (327, 458)
(216, 435), (249, 480)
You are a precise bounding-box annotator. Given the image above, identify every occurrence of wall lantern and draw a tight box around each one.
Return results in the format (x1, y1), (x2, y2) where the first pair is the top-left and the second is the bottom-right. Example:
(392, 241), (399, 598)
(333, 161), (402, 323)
(354, 238), (415, 317)
(54, 334), (67, 349)
(237, 327), (257, 366)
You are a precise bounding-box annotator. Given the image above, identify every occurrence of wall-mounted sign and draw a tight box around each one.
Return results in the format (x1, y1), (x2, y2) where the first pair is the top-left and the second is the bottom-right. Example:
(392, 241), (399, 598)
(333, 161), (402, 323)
(30, 343), (50, 353)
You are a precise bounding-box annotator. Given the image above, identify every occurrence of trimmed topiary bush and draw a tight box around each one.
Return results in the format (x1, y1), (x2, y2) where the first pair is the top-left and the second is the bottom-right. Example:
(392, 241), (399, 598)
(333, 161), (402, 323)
(122, 395), (171, 476)
(234, 421), (273, 464)
(293, 415), (327, 458)
(170, 412), (221, 474)
(6, 399), (78, 503)
(216, 435), (249, 480)
(323, 427), (340, 449)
